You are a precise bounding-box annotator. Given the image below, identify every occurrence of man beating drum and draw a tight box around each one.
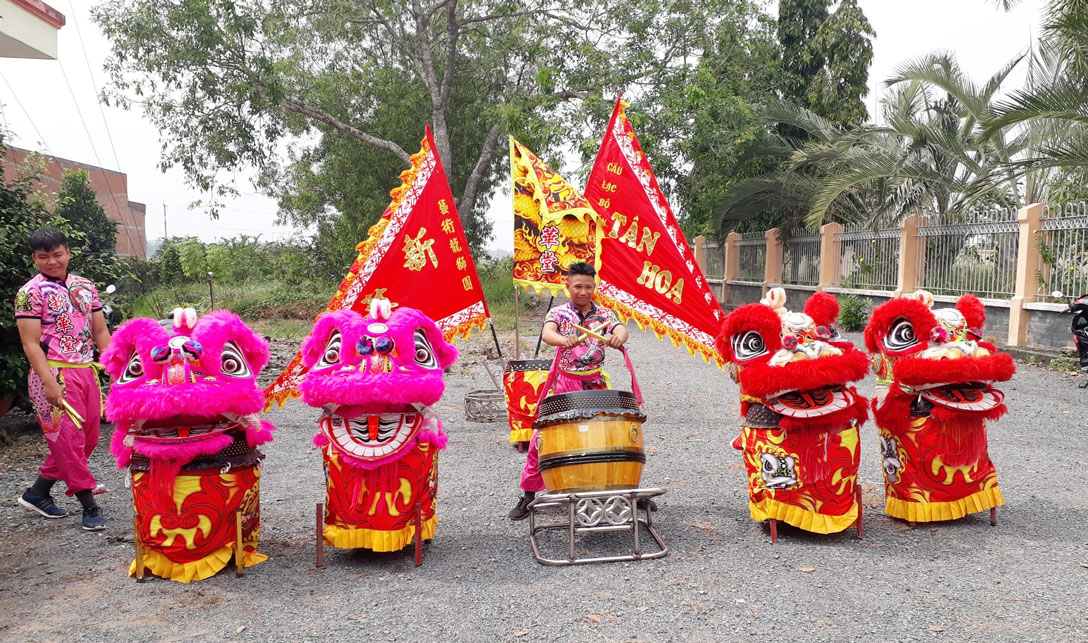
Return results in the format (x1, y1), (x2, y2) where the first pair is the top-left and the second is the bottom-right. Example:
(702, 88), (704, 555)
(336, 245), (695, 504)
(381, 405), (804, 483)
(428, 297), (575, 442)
(507, 262), (630, 520)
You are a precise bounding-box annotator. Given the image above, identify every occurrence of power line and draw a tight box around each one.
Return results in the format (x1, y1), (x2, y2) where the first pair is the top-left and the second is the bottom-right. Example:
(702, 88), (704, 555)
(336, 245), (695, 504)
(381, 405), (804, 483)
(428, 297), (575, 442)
(65, 0), (144, 258)
(0, 71), (53, 154)
(56, 58), (144, 259)
(67, 0), (124, 173)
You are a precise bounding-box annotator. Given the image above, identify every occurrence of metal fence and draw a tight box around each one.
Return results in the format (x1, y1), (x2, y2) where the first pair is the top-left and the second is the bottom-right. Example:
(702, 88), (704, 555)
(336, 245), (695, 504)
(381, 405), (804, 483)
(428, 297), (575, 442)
(703, 241), (724, 279)
(780, 229), (820, 286)
(1038, 202), (1088, 301)
(915, 207), (1019, 299)
(836, 220), (900, 291)
(735, 231), (766, 282)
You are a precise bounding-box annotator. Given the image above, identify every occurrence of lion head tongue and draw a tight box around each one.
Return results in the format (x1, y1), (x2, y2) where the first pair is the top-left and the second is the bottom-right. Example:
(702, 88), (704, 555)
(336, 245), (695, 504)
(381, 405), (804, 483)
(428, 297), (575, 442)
(920, 384), (1004, 412)
(767, 387), (856, 419)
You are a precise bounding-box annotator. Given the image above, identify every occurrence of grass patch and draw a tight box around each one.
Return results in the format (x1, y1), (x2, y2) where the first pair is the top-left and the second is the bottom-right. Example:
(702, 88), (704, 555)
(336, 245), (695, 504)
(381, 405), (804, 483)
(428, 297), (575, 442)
(480, 258), (538, 331)
(133, 280), (330, 322)
(130, 260), (540, 338)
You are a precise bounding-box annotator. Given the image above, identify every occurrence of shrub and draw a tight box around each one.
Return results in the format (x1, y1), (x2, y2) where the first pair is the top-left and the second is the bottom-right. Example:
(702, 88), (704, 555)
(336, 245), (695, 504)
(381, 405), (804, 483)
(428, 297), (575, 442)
(1050, 351), (1079, 372)
(837, 294), (869, 332)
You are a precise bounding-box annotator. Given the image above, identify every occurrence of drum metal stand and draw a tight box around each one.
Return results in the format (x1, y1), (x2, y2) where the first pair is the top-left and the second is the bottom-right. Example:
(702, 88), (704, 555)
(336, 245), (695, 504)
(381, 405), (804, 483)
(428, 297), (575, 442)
(528, 487), (668, 566)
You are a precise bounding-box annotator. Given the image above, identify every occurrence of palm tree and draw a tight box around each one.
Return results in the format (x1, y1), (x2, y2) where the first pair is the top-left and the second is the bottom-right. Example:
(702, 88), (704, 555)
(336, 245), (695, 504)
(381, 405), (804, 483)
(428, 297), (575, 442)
(713, 52), (1031, 233)
(983, 0), (1088, 184)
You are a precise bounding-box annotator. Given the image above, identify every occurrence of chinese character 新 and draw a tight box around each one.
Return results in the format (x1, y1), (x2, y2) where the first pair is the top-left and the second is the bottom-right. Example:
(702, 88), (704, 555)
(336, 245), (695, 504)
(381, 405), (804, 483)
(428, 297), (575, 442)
(402, 228), (439, 271)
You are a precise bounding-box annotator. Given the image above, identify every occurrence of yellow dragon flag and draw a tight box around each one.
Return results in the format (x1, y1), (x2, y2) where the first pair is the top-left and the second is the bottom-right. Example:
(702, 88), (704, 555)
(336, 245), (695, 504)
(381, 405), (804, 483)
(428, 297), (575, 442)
(510, 137), (602, 296)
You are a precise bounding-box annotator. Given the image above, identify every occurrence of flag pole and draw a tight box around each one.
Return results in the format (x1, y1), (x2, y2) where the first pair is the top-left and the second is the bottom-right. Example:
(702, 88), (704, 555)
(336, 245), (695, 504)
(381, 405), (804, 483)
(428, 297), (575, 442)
(514, 287), (521, 359)
(489, 320), (504, 361)
(533, 295), (554, 358)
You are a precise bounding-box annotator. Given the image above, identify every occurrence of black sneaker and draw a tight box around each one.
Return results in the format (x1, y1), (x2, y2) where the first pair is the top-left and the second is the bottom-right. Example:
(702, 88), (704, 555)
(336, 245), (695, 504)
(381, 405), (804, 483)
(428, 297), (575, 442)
(508, 496), (532, 521)
(81, 505), (105, 531)
(18, 490), (68, 519)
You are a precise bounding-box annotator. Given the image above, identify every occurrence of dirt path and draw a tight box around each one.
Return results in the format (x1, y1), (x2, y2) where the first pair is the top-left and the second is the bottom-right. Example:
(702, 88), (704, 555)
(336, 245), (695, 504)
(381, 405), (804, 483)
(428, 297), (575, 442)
(0, 328), (1085, 642)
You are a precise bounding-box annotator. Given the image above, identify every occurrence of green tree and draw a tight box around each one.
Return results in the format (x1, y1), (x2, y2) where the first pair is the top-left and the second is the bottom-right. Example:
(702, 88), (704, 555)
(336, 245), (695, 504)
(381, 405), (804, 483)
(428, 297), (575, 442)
(984, 1), (1088, 187)
(176, 237), (208, 280)
(0, 143), (90, 400)
(622, 1), (784, 235)
(53, 169), (122, 287)
(0, 152), (50, 400)
(714, 52), (1036, 232)
(55, 170), (116, 255)
(778, 0), (874, 128)
(93, 0), (694, 254)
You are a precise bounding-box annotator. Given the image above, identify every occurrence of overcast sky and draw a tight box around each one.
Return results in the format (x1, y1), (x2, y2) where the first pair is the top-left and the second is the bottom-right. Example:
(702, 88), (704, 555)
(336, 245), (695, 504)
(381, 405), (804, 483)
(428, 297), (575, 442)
(0, 0), (1044, 252)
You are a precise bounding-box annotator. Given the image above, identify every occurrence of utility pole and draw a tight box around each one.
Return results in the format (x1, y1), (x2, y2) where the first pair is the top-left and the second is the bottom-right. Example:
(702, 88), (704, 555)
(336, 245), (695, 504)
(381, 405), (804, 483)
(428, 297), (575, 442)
(163, 203), (168, 239)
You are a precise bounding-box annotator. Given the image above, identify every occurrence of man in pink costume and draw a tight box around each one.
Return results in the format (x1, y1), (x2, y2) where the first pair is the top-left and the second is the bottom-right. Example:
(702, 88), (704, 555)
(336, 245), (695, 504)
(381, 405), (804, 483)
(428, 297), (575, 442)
(15, 228), (111, 531)
(298, 299), (458, 553)
(101, 306), (276, 582)
(508, 262), (630, 520)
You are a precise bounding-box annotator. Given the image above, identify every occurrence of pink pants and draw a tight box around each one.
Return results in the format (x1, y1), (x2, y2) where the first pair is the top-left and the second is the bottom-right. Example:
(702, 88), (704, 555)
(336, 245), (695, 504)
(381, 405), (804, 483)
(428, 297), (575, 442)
(519, 372), (606, 493)
(29, 367), (100, 496)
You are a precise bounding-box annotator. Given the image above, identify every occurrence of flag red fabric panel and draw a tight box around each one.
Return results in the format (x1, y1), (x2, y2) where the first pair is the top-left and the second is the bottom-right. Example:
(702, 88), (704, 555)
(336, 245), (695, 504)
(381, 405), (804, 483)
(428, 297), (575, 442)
(585, 99), (725, 368)
(264, 126), (489, 408)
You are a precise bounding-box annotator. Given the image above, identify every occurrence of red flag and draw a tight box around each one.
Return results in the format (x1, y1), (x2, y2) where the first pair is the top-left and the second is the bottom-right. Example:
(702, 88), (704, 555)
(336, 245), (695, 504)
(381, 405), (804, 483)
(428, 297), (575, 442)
(510, 137), (601, 295)
(585, 98), (724, 367)
(264, 126), (489, 408)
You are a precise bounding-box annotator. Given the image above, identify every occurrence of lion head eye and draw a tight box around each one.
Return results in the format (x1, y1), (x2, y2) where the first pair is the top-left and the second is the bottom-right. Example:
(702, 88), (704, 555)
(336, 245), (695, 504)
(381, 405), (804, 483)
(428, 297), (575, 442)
(885, 318), (918, 352)
(219, 342), (252, 378)
(118, 351), (144, 384)
(316, 331), (342, 369)
(413, 329), (438, 369)
(732, 330), (768, 362)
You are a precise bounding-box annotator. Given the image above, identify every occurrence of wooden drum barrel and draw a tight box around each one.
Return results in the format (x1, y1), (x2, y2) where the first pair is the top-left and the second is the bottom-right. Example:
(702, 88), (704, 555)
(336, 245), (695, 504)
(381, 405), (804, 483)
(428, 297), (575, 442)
(534, 390), (647, 492)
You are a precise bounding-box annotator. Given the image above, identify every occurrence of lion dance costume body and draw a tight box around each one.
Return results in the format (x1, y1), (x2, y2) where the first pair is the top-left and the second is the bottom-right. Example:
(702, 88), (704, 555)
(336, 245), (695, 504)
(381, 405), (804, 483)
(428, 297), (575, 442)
(299, 300), (458, 552)
(718, 289), (870, 534)
(102, 308), (275, 582)
(865, 291), (1015, 523)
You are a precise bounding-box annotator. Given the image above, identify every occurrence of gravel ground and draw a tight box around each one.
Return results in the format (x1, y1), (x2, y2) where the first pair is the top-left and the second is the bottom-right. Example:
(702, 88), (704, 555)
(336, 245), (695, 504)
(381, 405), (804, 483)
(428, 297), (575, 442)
(0, 327), (1086, 642)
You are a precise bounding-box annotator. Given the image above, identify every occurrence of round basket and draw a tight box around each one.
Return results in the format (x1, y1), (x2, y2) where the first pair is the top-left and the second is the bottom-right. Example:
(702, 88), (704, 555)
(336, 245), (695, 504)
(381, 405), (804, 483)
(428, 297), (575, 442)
(464, 389), (506, 423)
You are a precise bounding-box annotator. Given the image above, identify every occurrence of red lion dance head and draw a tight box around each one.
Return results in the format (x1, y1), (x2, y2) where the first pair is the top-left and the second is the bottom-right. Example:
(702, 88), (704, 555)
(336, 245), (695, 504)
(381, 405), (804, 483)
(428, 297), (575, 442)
(864, 290), (1015, 522)
(717, 289), (869, 536)
(718, 289), (870, 429)
(101, 307), (275, 582)
(299, 299), (457, 552)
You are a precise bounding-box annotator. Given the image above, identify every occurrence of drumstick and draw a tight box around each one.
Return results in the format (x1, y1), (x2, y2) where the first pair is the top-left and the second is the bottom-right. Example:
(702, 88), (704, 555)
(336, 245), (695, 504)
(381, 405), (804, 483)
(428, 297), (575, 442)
(62, 400), (85, 424)
(572, 322), (610, 343)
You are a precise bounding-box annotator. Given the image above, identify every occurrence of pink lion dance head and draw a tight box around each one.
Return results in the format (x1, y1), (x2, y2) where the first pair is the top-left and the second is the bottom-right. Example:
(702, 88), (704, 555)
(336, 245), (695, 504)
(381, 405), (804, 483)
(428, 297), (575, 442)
(299, 299), (458, 469)
(101, 308), (275, 482)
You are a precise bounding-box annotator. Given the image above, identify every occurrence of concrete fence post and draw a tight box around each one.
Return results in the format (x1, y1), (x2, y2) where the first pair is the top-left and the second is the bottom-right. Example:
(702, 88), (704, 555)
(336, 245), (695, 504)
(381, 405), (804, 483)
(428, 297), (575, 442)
(817, 222), (843, 292)
(693, 235), (708, 276)
(894, 215), (921, 297)
(724, 232), (740, 281)
(1008, 203), (1044, 346)
(723, 232), (739, 304)
(764, 228), (782, 296)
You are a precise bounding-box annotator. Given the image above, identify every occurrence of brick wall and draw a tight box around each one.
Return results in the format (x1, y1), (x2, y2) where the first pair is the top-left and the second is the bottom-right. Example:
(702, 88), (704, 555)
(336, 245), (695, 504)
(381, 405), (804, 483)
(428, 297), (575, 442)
(1, 146), (147, 258)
